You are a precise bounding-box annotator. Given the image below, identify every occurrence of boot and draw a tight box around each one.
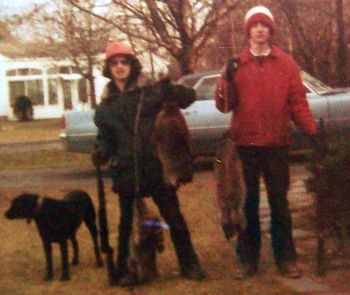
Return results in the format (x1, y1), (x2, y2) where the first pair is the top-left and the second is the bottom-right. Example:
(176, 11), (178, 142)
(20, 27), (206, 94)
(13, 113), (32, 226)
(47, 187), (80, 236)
(181, 263), (207, 281)
(278, 262), (301, 279)
(233, 262), (258, 280)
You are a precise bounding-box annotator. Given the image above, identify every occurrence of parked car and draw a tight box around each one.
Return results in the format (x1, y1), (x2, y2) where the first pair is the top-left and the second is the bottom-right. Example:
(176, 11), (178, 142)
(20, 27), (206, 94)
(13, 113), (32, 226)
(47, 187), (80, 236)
(60, 70), (350, 155)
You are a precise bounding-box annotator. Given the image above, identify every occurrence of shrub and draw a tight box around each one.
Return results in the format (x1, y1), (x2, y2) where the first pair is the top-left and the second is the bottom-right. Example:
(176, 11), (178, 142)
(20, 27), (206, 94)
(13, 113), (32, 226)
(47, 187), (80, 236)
(13, 95), (33, 121)
(305, 134), (350, 227)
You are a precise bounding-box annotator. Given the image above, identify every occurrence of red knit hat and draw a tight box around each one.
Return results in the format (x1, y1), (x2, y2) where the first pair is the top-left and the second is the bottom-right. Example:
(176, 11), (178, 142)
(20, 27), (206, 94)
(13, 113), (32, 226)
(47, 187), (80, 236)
(244, 6), (275, 35)
(105, 41), (135, 61)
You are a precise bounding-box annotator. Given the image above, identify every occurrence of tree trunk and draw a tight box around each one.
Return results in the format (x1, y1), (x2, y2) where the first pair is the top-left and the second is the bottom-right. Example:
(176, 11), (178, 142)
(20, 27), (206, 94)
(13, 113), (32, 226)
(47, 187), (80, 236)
(89, 77), (97, 109)
(335, 0), (348, 86)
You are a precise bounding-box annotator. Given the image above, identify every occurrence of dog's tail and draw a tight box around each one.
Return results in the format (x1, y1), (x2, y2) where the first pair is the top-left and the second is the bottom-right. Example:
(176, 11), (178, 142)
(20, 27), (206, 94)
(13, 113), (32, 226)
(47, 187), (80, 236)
(82, 193), (97, 226)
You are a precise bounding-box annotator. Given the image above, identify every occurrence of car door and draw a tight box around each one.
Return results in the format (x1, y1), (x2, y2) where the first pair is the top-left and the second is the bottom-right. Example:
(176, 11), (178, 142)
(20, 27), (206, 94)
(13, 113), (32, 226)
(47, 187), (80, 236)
(183, 74), (231, 155)
(291, 79), (330, 149)
(325, 92), (350, 130)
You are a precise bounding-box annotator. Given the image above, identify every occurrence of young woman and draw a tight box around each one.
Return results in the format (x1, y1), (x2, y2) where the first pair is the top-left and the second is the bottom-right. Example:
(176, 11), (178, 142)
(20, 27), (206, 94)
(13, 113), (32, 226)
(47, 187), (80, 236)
(92, 41), (206, 286)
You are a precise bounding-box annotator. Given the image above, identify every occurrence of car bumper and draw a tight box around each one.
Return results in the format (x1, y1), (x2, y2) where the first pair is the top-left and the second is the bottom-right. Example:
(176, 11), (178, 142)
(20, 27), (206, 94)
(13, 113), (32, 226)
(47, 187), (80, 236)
(59, 131), (96, 153)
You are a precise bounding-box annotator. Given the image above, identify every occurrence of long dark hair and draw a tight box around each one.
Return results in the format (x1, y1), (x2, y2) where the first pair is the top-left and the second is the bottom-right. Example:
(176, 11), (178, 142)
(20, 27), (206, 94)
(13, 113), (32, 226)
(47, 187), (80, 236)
(102, 55), (142, 87)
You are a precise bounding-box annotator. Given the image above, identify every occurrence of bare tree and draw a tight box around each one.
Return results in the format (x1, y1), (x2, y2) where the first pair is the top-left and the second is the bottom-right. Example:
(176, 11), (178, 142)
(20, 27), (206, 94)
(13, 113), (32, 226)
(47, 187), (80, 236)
(335, 0), (348, 86)
(275, 1), (331, 83)
(44, 1), (112, 107)
(65, 0), (241, 74)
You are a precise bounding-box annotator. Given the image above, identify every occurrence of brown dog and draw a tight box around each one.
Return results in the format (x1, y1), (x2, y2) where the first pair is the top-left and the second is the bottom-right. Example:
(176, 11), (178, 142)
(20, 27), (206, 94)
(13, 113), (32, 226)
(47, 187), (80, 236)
(152, 101), (193, 188)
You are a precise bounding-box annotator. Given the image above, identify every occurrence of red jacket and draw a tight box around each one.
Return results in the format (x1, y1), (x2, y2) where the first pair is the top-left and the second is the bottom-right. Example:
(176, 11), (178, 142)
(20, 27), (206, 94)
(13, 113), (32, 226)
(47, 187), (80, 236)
(215, 46), (317, 146)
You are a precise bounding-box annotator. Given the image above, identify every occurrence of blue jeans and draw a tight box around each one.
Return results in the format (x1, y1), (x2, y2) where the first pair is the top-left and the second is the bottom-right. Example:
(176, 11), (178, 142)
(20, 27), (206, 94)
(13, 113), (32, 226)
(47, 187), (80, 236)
(236, 146), (297, 268)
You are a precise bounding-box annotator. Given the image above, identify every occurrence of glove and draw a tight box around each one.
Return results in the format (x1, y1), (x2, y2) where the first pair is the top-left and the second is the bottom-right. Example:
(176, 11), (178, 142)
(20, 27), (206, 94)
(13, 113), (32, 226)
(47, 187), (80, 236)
(309, 133), (328, 161)
(91, 151), (109, 167)
(221, 221), (236, 240)
(158, 78), (175, 103)
(223, 57), (240, 81)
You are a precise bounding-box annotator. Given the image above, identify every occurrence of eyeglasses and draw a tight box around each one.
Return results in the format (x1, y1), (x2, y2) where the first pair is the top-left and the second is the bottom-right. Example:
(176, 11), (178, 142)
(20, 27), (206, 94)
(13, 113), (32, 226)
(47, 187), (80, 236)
(109, 59), (130, 66)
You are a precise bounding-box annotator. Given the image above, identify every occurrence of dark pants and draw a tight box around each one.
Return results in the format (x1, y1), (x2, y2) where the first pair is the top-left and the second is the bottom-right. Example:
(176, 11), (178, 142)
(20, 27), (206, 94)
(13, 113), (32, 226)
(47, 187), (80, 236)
(115, 182), (201, 276)
(236, 146), (297, 268)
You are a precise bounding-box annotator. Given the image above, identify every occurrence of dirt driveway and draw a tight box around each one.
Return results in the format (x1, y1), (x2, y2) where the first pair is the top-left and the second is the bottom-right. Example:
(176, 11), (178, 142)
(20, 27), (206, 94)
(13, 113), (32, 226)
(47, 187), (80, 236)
(1, 161), (350, 295)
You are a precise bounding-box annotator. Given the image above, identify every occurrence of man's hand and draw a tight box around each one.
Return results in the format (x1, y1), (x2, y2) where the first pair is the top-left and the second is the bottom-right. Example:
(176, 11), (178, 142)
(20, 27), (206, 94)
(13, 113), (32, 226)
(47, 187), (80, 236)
(223, 58), (240, 81)
(309, 133), (328, 161)
(91, 151), (109, 167)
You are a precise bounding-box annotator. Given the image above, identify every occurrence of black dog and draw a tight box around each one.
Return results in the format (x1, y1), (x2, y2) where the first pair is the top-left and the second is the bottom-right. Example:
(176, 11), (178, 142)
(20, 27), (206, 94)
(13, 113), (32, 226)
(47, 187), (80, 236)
(4, 190), (103, 281)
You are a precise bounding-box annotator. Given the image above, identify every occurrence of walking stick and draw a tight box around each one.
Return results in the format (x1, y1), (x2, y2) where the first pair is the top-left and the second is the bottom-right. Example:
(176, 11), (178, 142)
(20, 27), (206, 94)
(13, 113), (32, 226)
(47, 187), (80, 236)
(96, 165), (117, 285)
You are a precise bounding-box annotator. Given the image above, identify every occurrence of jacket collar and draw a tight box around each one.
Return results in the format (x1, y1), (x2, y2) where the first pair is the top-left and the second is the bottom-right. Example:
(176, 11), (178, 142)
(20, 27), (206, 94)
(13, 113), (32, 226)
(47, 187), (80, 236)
(101, 74), (155, 100)
(239, 45), (282, 64)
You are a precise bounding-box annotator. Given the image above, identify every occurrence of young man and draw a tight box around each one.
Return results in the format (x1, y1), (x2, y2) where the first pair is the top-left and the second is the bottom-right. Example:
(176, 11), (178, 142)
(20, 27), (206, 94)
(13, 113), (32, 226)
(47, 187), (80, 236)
(215, 6), (320, 279)
(91, 41), (206, 286)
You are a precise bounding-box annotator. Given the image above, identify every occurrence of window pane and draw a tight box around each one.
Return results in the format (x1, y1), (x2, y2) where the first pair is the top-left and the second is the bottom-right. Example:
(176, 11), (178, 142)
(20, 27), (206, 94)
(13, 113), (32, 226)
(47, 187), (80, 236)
(62, 80), (72, 110)
(30, 69), (42, 75)
(9, 81), (25, 106)
(47, 67), (58, 74)
(196, 77), (217, 100)
(26, 80), (44, 105)
(48, 79), (59, 105)
(72, 66), (79, 74)
(59, 66), (70, 74)
(6, 69), (16, 76)
(78, 79), (88, 103)
(304, 85), (311, 94)
(18, 68), (29, 75)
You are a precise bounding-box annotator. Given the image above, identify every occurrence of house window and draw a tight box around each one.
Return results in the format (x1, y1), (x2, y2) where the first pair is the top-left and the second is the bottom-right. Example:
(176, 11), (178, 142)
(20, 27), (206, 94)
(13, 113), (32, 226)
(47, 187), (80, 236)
(27, 80), (44, 105)
(78, 79), (88, 103)
(9, 81), (25, 106)
(47, 67), (58, 74)
(6, 68), (43, 76)
(9, 80), (44, 106)
(6, 69), (16, 76)
(18, 68), (29, 76)
(48, 79), (59, 105)
(62, 80), (72, 110)
(59, 66), (70, 74)
(58, 66), (80, 74)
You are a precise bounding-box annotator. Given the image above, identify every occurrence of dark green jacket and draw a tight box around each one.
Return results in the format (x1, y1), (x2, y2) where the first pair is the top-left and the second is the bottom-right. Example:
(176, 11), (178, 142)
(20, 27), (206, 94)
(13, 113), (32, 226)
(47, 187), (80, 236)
(94, 76), (196, 194)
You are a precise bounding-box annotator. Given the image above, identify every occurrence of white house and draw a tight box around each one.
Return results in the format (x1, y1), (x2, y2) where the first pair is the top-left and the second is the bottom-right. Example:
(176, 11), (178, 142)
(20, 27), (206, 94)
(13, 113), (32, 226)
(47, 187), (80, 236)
(0, 43), (168, 120)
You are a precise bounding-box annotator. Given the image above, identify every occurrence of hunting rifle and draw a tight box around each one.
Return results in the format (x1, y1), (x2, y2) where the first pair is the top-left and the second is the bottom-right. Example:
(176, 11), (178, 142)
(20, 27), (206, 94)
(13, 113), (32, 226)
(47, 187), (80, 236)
(96, 165), (118, 285)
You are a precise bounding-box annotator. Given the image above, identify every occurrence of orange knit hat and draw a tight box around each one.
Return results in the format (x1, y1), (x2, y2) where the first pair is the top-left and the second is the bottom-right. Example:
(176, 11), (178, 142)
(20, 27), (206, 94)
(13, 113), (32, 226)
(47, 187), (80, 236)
(105, 41), (135, 60)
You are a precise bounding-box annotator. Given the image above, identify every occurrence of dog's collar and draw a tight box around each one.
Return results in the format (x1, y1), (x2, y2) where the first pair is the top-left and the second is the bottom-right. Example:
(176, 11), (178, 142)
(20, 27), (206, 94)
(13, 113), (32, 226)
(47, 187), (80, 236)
(34, 196), (45, 216)
(27, 196), (44, 224)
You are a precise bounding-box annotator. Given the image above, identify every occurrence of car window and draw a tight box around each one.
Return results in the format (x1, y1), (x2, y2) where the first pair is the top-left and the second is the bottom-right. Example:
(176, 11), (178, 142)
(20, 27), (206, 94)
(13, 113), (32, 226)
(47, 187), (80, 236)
(304, 84), (311, 94)
(195, 77), (218, 100)
(178, 76), (201, 88)
(301, 71), (333, 94)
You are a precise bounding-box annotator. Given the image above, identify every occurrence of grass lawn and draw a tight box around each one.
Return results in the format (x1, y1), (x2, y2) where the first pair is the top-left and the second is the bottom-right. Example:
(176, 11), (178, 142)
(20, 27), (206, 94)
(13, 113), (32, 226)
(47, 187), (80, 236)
(0, 119), (61, 144)
(0, 150), (90, 171)
(0, 173), (297, 295)
(0, 119), (90, 170)
(1, 120), (350, 294)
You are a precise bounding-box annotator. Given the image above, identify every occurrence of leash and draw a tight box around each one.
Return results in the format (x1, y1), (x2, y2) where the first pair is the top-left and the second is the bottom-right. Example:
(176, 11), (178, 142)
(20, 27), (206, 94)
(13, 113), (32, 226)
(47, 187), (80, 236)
(96, 165), (117, 285)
